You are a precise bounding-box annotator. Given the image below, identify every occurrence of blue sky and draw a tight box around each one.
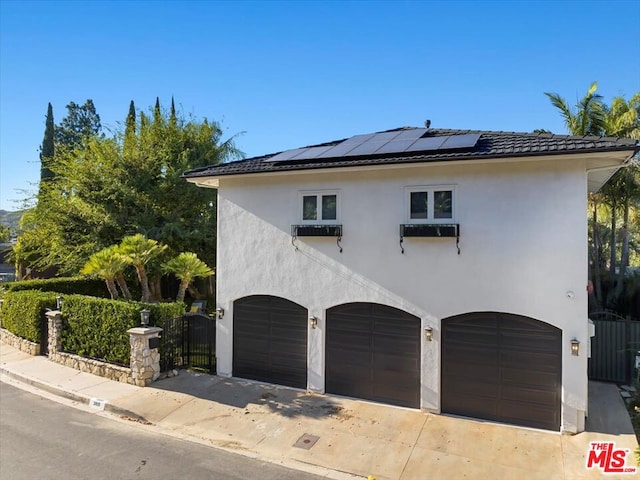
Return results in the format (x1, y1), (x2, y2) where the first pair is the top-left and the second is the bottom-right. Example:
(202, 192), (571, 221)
(1, 0), (639, 211)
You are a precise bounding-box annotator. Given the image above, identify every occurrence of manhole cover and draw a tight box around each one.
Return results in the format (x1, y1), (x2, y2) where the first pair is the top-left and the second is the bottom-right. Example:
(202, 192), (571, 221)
(293, 433), (320, 450)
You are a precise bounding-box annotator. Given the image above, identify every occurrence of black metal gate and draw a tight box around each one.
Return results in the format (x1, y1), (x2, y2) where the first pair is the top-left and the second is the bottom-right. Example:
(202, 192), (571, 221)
(588, 313), (640, 384)
(161, 314), (216, 374)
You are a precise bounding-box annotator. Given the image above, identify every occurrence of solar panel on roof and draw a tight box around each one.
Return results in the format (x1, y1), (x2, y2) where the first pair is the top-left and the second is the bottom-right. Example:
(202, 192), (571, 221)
(403, 136), (448, 152)
(342, 133), (378, 144)
(265, 148), (309, 162)
(367, 130), (404, 142)
(375, 139), (422, 154)
(264, 130), (482, 163)
(393, 128), (428, 140)
(337, 130), (406, 156)
(438, 133), (481, 150)
(315, 141), (357, 158)
(344, 141), (390, 156)
(288, 145), (335, 160)
(313, 133), (378, 159)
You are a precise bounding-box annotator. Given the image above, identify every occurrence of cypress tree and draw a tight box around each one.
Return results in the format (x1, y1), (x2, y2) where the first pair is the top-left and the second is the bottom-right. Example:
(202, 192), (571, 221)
(124, 100), (136, 155)
(40, 102), (55, 181)
(154, 97), (161, 119)
(170, 96), (177, 127)
(126, 100), (136, 131)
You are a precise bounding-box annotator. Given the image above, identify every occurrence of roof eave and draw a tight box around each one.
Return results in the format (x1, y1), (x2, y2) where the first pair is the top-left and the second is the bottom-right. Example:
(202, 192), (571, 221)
(183, 145), (637, 185)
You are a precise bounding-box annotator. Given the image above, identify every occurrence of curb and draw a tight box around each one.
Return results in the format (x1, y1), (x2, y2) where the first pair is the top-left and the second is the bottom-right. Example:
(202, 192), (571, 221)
(0, 366), (89, 405)
(1, 364), (363, 480)
(0, 366), (147, 422)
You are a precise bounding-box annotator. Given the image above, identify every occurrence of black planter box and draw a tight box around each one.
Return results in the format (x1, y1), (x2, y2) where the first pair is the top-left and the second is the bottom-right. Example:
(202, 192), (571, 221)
(400, 224), (459, 238)
(292, 224), (342, 237)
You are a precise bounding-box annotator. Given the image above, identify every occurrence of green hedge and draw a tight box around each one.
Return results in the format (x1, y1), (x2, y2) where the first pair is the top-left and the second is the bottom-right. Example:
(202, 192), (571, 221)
(61, 295), (184, 366)
(2, 277), (110, 298)
(0, 290), (57, 343)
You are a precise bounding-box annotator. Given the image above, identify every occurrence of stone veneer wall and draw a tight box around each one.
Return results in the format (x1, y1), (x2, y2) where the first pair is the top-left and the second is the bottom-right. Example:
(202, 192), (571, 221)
(0, 327), (133, 384)
(48, 350), (134, 384)
(128, 327), (162, 387)
(0, 328), (40, 356)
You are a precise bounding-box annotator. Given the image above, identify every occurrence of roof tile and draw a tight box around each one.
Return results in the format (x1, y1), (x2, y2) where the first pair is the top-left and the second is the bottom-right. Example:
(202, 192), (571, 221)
(183, 128), (638, 179)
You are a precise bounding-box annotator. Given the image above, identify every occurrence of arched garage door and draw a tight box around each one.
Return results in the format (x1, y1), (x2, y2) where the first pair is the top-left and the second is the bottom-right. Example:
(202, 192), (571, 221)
(233, 295), (307, 389)
(442, 312), (561, 431)
(326, 303), (421, 408)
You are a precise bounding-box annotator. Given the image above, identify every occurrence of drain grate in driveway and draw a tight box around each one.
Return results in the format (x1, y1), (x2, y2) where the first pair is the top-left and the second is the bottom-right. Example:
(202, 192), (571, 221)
(293, 433), (320, 450)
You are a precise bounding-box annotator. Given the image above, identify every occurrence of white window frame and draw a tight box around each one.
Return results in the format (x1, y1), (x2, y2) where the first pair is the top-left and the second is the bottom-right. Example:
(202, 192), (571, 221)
(299, 190), (341, 224)
(405, 185), (456, 224)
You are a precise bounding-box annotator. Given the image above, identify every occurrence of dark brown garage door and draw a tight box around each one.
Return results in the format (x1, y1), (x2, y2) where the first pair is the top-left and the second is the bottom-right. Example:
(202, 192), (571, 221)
(326, 303), (421, 408)
(442, 312), (561, 431)
(233, 295), (307, 389)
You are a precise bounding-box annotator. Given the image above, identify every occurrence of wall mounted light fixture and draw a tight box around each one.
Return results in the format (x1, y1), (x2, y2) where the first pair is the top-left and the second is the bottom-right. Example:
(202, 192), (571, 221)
(56, 295), (63, 310)
(424, 326), (433, 342)
(310, 316), (318, 329)
(570, 338), (580, 356)
(215, 307), (225, 319)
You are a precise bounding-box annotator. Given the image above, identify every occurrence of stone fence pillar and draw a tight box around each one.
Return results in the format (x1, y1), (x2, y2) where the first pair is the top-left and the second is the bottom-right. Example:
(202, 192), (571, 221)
(127, 326), (162, 387)
(46, 310), (63, 355)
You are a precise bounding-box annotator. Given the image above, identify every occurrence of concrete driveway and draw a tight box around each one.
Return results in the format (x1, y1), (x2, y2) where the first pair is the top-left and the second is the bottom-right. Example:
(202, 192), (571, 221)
(2, 342), (638, 479)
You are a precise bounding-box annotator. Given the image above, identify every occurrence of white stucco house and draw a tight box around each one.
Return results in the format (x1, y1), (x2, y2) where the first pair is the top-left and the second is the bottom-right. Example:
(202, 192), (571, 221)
(183, 126), (637, 433)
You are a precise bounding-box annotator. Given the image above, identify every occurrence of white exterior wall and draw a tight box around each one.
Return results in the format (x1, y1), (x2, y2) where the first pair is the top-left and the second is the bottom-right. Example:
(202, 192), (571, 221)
(214, 157), (590, 433)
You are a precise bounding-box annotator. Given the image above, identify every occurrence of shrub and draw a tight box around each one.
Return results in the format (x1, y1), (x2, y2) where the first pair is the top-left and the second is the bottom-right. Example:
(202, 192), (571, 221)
(146, 302), (186, 327)
(2, 277), (110, 298)
(60, 294), (184, 366)
(0, 290), (57, 342)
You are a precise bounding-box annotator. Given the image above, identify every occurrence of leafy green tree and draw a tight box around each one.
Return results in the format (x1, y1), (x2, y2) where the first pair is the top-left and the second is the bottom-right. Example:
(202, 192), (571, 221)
(81, 247), (129, 300)
(162, 252), (214, 302)
(56, 99), (102, 147)
(14, 99), (241, 282)
(14, 137), (122, 275)
(119, 234), (167, 302)
(40, 103), (55, 182)
(0, 224), (10, 243)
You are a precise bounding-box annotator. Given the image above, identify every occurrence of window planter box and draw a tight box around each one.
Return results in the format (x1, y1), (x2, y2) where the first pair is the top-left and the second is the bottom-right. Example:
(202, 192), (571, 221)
(291, 224), (342, 237)
(291, 225), (343, 253)
(400, 224), (459, 238)
(399, 224), (460, 254)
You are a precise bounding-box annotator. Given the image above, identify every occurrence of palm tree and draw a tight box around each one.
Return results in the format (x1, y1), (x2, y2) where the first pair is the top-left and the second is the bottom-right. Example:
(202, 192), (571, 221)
(81, 248), (129, 300)
(546, 82), (607, 306)
(546, 84), (640, 309)
(604, 93), (640, 138)
(162, 252), (214, 303)
(119, 234), (167, 302)
(602, 94), (640, 304)
(544, 81), (606, 136)
(105, 245), (132, 301)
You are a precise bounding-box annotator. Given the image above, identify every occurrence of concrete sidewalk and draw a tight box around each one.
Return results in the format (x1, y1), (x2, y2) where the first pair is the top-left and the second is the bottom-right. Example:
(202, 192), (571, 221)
(1, 341), (638, 480)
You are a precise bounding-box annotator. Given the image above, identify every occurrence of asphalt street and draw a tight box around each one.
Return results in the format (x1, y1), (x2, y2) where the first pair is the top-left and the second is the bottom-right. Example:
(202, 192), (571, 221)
(0, 382), (326, 480)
